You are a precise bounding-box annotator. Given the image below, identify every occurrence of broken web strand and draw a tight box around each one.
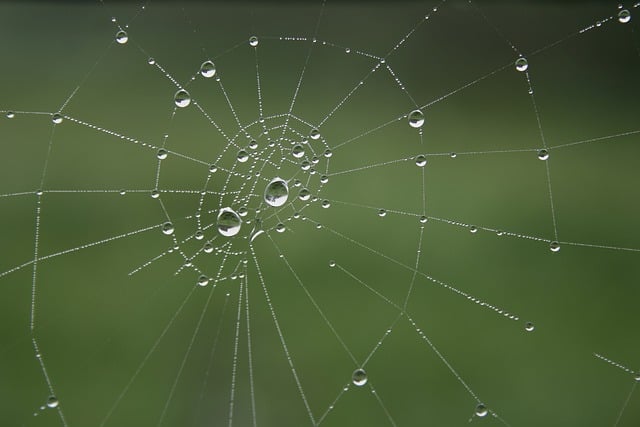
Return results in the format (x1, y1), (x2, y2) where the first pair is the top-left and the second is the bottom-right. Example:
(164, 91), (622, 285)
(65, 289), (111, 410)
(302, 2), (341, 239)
(594, 353), (640, 426)
(262, 234), (403, 425)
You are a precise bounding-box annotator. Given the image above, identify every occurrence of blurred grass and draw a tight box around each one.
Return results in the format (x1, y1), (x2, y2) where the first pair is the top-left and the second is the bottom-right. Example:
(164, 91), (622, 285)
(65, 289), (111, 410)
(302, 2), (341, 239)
(1, 1), (640, 427)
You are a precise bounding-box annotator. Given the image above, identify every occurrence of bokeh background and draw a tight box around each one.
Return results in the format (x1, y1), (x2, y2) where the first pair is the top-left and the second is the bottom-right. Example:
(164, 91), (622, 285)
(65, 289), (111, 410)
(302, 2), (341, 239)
(1, 1), (640, 426)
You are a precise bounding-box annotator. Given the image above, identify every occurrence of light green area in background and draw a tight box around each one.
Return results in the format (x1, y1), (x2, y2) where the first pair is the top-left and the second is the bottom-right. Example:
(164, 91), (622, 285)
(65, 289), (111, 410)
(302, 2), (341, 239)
(1, 1), (640, 426)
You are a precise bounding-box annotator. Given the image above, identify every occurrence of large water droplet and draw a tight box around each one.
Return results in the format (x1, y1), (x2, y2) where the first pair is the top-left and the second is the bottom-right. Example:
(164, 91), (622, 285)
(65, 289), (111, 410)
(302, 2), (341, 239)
(264, 178), (289, 207)
(237, 150), (249, 163)
(475, 403), (488, 417)
(46, 396), (59, 409)
(408, 110), (425, 128)
(174, 89), (191, 108)
(292, 145), (305, 158)
(352, 368), (368, 386)
(200, 60), (216, 78)
(217, 208), (242, 237)
(162, 222), (175, 235)
(249, 36), (259, 47)
(618, 9), (631, 23)
(515, 57), (528, 72)
(115, 30), (128, 44)
(538, 149), (549, 160)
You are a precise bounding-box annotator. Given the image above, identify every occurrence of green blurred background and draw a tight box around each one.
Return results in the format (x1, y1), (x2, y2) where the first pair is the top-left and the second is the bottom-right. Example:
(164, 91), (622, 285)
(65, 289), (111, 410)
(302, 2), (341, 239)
(1, 1), (640, 426)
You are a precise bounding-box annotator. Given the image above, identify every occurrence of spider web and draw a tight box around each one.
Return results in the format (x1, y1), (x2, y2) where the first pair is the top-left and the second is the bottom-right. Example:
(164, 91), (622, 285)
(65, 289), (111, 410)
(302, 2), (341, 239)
(1, 1), (640, 426)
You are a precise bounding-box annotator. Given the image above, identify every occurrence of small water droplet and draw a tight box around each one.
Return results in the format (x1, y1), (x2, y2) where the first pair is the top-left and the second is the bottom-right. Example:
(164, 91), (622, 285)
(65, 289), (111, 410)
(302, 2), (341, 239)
(321, 200), (331, 208)
(46, 396), (59, 409)
(618, 9), (631, 23)
(634, 372), (640, 382)
(450, 152), (457, 158)
(147, 57), (155, 65)
(264, 178), (289, 207)
(197, 275), (210, 287)
(525, 322), (535, 332)
(352, 368), (368, 386)
(217, 207), (242, 237)
(119, 189), (126, 196)
(237, 150), (249, 163)
(310, 129), (321, 140)
(195, 230), (204, 240)
(249, 140), (258, 150)
(324, 149), (333, 158)
(320, 175), (329, 184)
(162, 222), (175, 235)
(378, 209), (387, 217)
(52, 113), (63, 124)
(35, 189), (43, 196)
(249, 36), (259, 47)
(276, 223), (286, 233)
(292, 145), (305, 158)
(419, 215), (428, 224)
(203, 243), (214, 253)
(408, 110), (425, 128)
(329, 260), (336, 267)
(157, 149), (168, 160)
(209, 164), (218, 173)
(550, 241), (561, 252)
(298, 188), (311, 201)
(469, 225), (478, 233)
(515, 57), (528, 72)
(174, 89), (191, 108)
(345, 47), (351, 54)
(538, 149), (549, 160)
(200, 60), (216, 78)
(115, 30), (128, 44)
(415, 155), (427, 167)
(301, 160), (311, 171)
(6, 111), (15, 119)
(151, 190), (160, 199)
(475, 403), (488, 417)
